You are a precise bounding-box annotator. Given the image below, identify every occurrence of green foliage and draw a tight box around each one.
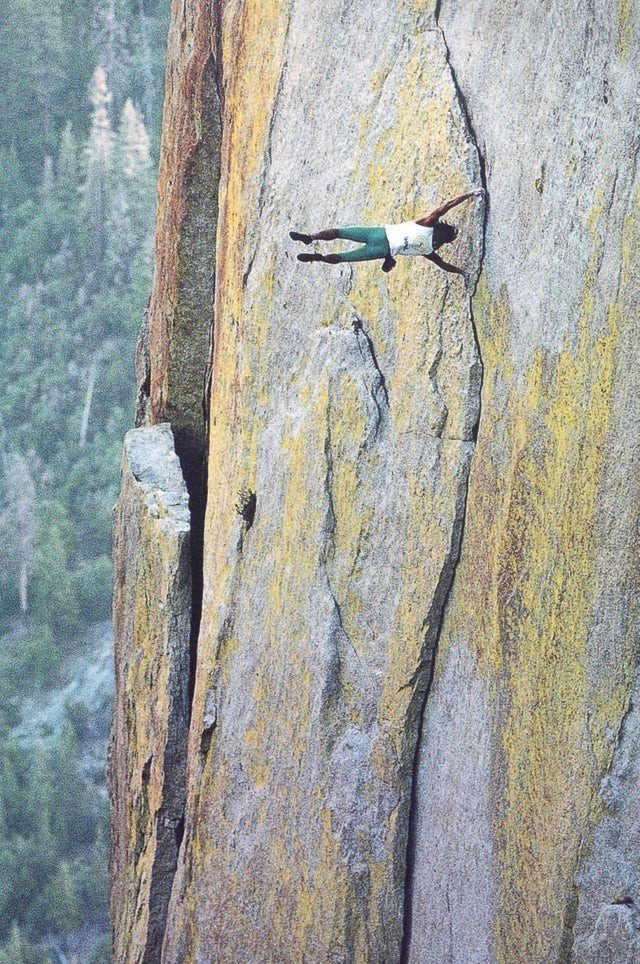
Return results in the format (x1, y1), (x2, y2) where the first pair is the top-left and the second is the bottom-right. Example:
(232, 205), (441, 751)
(0, 0), (167, 193)
(0, 0), (67, 182)
(0, 728), (109, 943)
(16, 624), (61, 686)
(75, 829), (110, 921)
(0, 684), (21, 732)
(0, 0), (169, 953)
(0, 580), (19, 627)
(0, 12), (160, 636)
(73, 555), (113, 623)
(64, 698), (93, 742)
(33, 861), (82, 935)
(88, 937), (111, 964)
(30, 503), (81, 641)
(0, 923), (51, 964)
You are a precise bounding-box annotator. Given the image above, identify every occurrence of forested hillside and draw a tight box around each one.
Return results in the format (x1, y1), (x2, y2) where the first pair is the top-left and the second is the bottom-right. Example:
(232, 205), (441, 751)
(0, 0), (168, 959)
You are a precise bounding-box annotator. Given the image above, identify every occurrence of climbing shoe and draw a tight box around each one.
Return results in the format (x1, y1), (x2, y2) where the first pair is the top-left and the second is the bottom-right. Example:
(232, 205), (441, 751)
(290, 231), (313, 244)
(297, 252), (322, 262)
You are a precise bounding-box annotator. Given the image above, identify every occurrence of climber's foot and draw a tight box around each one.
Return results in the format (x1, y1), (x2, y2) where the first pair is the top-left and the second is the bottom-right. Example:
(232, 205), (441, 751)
(297, 252), (322, 262)
(290, 231), (313, 244)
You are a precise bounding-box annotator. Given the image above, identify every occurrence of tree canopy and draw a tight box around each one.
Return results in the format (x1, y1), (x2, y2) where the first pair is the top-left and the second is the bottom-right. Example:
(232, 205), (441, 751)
(0, 0), (168, 956)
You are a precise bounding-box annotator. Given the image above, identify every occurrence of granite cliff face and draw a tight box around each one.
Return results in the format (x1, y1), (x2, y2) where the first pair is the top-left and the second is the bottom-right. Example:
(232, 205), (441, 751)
(110, 1), (640, 961)
(110, 425), (192, 963)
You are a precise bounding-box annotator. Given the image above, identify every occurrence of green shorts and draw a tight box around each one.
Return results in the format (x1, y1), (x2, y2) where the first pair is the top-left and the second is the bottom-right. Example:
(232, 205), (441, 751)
(334, 226), (390, 262)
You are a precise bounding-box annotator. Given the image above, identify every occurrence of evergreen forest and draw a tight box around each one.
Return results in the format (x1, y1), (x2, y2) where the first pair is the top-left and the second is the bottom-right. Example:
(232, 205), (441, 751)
(0, 0), (169, 958)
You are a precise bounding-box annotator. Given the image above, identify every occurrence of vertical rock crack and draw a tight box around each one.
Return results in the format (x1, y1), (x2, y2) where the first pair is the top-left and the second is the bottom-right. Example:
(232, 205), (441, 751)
(399, 4), (487, 959)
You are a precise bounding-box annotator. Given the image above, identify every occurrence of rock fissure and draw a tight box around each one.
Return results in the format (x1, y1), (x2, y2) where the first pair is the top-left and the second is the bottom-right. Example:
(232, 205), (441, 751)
(434, 2), (486, 439)
(399, 463), (478, 962)
(111, 13), (223, 953)
(323, 414), (359, 659)
(180, 62), (220, 721)
(110, 424), (192, 964)
(434, 0), (489, 296)
(351, 315), (390, 440)
(399, 5), (488, 960)
(558, 888), (580, 964)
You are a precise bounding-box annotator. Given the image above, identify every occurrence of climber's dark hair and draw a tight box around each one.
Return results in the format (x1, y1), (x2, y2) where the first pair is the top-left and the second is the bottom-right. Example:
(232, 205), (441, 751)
(432, 221), (458, 249)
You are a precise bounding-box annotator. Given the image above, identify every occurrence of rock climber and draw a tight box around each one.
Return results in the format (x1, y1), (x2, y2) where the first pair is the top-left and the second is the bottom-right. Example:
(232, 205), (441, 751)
(290, 188), (484, 277)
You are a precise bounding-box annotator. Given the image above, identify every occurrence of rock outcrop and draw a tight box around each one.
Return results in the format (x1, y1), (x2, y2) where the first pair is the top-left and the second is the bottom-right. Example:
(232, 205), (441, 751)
(110, 424), (191, 963)
(110, 0), (640, 961)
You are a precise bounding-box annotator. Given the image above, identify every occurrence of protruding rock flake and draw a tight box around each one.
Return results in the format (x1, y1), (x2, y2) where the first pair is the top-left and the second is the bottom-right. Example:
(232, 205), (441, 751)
(110, 424), (191, 963)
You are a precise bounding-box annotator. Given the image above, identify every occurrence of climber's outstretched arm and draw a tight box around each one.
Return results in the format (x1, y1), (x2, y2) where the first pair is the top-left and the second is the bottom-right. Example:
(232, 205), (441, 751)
(415, 188), (484, 226)
(425, 251), (466, 276)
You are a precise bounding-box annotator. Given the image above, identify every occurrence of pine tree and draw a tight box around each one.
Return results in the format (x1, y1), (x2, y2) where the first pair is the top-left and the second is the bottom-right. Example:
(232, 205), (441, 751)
(94, 0), (130, 102)
(0, 0), (66, 181)
(134, 0), (156, 128)
(41, 860), (81, 934)
(39, 157), (55, 201)
(81, 66), (114, 264)
(0, 922), (28, 964)
(56, 122), (80, 208)
(107, 98), (153, 282)
(31, 501), (81, 640)
(119, 99), (151, 184)
(0, 146), (29, 226)
(1, 451), (37, 614)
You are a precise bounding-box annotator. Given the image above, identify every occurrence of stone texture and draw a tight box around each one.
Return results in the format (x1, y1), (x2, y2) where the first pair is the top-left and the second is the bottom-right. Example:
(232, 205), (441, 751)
(110, 424), (191, 963)
(407, 637), (497, 962)
(408, 1), (640, 961)
(572, 673), (640, 963)
(110, 0), (640, 962)
(144, 0), (220, 503)
(161, 1), (484, 960)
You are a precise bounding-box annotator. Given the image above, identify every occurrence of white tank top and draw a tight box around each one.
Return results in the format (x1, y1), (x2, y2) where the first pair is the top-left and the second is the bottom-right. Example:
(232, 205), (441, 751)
(384, 221), (434, 257)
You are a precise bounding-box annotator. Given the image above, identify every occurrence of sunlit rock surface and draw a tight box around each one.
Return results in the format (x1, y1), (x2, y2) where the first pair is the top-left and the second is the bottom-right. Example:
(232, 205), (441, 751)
(110, 0), (640, 961)
(110, 424), (191, 963)
(408, 2), (640, 961)
(161, 0), (484, 959)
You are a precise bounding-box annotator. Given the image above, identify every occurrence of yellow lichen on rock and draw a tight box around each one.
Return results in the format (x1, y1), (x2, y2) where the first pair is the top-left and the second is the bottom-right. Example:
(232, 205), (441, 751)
(110, 0), (640, 959)
(408, 159), (640, 960)
(161, 1), (484, 959)
(492, 182), (639, 964)
(110, 425), (191, 964)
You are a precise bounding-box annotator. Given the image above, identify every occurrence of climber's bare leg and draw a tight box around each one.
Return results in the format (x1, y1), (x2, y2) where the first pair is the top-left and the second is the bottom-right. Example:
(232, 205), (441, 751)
(289, 229), (341, 244)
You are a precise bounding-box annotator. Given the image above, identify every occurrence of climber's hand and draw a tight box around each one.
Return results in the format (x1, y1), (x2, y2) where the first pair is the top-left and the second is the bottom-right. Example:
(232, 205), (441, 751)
(472, 188), (485, 198)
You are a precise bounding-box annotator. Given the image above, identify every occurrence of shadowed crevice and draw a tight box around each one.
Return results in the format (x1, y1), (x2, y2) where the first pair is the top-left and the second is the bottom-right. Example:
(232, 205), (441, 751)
(164, 53), (222, 717)
(399, 4), (488, 959)
(124, 53), (223, 964)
